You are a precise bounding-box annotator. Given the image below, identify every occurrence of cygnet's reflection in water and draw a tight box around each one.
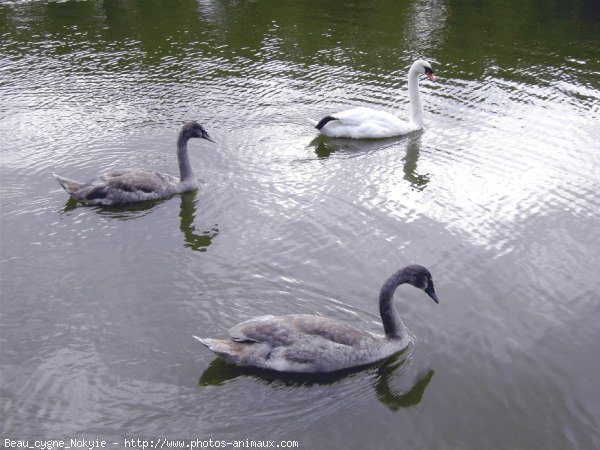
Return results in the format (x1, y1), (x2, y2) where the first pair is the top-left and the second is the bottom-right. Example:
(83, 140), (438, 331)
(198, 349), (434, 412)
(60, 190), (218, 251)
(179, 190), (218, 252)
(373, 350), (434, 411)
(60, 196), (161, 219)
(309, 132), (430, 191)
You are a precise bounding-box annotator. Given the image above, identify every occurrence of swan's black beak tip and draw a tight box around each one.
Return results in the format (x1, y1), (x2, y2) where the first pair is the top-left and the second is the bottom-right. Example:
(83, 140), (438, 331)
(425, 285), (439, 304)
(424, 67), (436, 82)
(203, 133), (215, 143)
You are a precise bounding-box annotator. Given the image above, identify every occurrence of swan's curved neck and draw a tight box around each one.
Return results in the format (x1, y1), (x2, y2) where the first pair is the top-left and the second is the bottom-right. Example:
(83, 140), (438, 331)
(407, 68), (423, 127)
(379, 269), (409, 339)
(177, 134), (194, 182)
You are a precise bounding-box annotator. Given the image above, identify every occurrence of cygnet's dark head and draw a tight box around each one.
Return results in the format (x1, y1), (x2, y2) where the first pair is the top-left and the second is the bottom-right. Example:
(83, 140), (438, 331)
(413, 59), (436, 81)
(404, 264), (439, 303)
(181, 121), (215, 143)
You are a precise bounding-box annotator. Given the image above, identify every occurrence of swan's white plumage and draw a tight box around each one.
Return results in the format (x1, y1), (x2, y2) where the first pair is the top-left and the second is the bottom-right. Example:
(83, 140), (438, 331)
(313, 107), (422, 139)
(312, 59), (435, 139)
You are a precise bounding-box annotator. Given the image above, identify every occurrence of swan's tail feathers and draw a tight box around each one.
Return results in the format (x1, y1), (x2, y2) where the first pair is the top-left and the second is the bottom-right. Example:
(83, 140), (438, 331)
(315, 115), (339, 130)
(53, 173), (85, 195)
(194, 336), (238, 359)
(193, 335), (216, 349)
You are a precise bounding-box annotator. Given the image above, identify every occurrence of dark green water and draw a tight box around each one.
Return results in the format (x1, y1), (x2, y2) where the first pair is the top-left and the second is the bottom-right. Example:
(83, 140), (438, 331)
(1, 1), (599, 449)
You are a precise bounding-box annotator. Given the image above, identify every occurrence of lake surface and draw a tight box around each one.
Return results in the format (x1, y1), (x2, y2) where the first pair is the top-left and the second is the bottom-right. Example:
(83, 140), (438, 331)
(1, 0), (599, 449)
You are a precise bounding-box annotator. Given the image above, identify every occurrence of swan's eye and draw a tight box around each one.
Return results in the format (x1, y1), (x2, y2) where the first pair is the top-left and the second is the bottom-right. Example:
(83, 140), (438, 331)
(424, 67), (433, 75)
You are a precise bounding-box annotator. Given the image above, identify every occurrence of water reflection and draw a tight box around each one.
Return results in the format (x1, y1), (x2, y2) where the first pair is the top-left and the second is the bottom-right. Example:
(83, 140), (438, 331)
(60, 196), (160, 219)
(59, 190), (218, 251)
(309, 132), (430, 190)
(402, 134), (430, 191)
(312, 136), (337, 159)
(179, 190), (219, 252)
(198, 350), (433, 411)
(403, 0), (448, 53)
(373, 352), (434, 411)
(309, 135), (399, 158)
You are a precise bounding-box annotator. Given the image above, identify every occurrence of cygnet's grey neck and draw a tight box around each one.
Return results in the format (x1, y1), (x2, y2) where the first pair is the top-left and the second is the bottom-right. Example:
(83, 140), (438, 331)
(177, 133), (195, 182)
(408, 67), (424, 127)
(379, 268), (409, 339)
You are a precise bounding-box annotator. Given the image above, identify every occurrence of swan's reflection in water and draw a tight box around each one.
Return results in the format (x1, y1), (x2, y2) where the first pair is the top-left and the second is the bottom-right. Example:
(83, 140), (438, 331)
(309, 132), (430, 191)
(179, 190), (218, 252)
(373, 351), (434, 411)
(60, 190), (218, 251)
(402, 135), (430, 191)
(310, 135), (393, 158)
(61, 197), (80, 212)
(198, 350), (434, 411)
(60, 196), (161, 218)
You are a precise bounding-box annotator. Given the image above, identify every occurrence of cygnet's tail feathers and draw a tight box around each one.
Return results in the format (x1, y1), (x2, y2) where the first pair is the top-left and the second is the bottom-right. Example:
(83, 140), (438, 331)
(194, 336), (238, 359)
(194, 335), (217, 348)
(53, 173), (85, 195)
(314, 115), (339, 130)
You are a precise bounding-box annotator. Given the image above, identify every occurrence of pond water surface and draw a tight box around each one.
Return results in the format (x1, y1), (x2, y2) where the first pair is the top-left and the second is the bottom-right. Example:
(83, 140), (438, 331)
(1, 1), (600, 449)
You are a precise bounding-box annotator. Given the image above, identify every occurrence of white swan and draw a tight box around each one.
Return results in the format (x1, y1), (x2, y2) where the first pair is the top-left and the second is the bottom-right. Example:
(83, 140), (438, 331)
(309, 59), (435, 139)
(54, 122), (214, 206)
(195, 265), (439, 373)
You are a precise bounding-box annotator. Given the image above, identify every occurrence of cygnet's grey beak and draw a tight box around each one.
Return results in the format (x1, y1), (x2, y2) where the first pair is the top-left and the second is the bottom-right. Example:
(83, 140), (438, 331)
(425, 283), (439, 304)
(203, 132), (215, 143)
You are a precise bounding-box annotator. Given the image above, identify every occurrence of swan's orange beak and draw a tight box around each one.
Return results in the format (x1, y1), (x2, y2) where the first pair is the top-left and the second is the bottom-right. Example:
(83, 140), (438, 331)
(425, 71), (436, 82)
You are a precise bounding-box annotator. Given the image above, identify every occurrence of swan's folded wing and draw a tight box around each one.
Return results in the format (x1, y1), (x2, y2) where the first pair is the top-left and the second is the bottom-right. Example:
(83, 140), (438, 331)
(228, 314), (373, 348)
(290, 314), (374, 347)
(228, 315), (295, 346)
(334, 107), (378, 125)
(100, 169), (175, 193)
